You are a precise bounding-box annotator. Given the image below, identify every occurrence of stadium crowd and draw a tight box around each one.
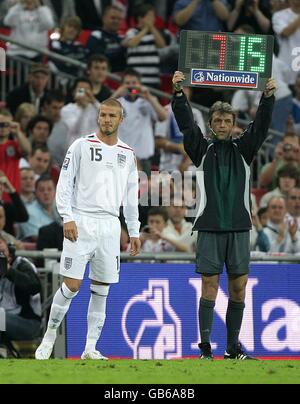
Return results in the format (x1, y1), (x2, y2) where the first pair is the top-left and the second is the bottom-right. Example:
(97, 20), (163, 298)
(0, 0), (300, 260)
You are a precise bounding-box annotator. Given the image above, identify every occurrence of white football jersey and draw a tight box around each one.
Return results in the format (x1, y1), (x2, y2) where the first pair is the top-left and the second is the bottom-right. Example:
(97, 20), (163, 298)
(56, 133), (140, 238)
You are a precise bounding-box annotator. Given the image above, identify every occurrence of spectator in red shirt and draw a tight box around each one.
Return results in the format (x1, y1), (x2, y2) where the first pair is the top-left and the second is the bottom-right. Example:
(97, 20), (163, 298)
(0, 109), (31, 198)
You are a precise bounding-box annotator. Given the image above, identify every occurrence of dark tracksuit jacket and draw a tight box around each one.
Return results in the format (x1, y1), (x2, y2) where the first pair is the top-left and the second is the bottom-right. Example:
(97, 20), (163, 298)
(172, 93), (275, 232)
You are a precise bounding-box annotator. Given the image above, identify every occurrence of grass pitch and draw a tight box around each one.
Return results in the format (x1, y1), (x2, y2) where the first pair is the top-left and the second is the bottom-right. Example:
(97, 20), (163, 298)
(0, 360), (299, 384)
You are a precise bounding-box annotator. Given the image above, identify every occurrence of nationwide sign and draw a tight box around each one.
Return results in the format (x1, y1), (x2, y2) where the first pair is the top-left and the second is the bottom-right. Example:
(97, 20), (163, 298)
(191, 69), (258, 89)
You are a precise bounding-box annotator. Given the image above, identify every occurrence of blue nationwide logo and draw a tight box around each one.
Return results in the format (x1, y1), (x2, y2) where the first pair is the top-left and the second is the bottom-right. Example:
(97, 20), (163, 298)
(191, 69), (258, 88)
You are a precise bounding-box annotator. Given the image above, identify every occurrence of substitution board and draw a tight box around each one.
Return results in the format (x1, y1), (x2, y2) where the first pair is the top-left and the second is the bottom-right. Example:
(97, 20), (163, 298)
(178, 31), (274, 91)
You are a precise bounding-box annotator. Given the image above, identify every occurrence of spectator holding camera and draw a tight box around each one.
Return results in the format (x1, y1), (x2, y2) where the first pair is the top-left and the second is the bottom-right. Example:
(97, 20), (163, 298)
(0, 236), (41, 358)
(60, 78), (100, 146)
(113, 69), (167, 174)
(227, 0), (272, 33)
(4, 0), (54, 61)
(140, 207), (191, 253)
(0, 109), (31, 195)
(259, 133), (300, 189)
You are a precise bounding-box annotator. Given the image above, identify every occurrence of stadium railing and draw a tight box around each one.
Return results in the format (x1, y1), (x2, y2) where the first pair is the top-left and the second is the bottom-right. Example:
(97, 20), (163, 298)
(0, 33), (281, 185)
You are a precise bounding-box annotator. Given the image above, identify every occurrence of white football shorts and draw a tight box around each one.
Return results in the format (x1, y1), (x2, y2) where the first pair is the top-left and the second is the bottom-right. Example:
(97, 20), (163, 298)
(60, 214), (121, 284)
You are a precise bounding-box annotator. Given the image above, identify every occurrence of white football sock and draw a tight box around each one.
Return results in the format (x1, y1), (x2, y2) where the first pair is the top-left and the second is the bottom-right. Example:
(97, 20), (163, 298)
(43, 283), (79, 345)
(85, 284), (110, 353)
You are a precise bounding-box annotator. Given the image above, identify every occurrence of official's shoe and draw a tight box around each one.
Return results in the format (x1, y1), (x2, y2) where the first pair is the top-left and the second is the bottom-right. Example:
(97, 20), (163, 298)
(35, 342), (54, 360)
(224, 344), (257, 360)
(198, 343), (214, 360)
(81, 350), (108, 360)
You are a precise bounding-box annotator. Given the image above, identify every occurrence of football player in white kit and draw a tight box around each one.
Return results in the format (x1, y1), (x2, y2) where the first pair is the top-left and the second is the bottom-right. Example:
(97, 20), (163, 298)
(35, 98), (141, 360)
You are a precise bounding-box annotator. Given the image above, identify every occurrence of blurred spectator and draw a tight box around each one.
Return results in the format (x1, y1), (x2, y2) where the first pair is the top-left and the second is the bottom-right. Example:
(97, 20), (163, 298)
(18, 175), (60, 241)
(173, 0), (229, 31)
(7, 64), (50, 116)
(259, 133), (300, 189)
(37, 220), (63, 252)
(0, 1), (17, 25)
(286, 187), (300, 226)
(21, 146), (59, 185)
(43, 0), (76, 26)
(227, 0), (272, 33)
(87, 5), (127, 72)
(0, 172), (28, 236)
(264, 196), (300, 253)
(60, 78), (100, 145)
(15, 104), (37, 134)
(123, 3), (166, 87)
(140, 207), (176, 252)
(259, 163), (300, 207)
(250, 209), (270, 251)
(27, 116), (52, 149)
(272, 0), (300, 85)
(257, 206), (269, 227)
(155, 86), (205, 174)
(49, 16), (89, 76)
(86, 55), (112, 103)
(113, 69), (167, 174)
(292, 73), (300, 135)
(20, 168), (35, 205)
(41, 90), (66, 125)
(0, 109), (31, 195)
(74, 0), (111, 30)
(0, 236), (42, 358)
(4, 0), (54, 61)
(0, 205), (24, 249)
(164, 197), (197, 252)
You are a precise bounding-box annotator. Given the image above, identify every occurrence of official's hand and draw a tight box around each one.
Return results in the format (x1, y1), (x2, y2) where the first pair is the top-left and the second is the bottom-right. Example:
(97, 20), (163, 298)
(130, 237), (141, 256)
(172, 71), (185, 93)
(264, 78), (277, 98)
(64, 221), (78, 242)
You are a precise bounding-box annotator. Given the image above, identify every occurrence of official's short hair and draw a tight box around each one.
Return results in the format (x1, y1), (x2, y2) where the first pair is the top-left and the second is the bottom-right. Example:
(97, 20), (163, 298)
(208, 102), (236, 125)
(100, 98), (125, 118)
(147, 207), (169, 223)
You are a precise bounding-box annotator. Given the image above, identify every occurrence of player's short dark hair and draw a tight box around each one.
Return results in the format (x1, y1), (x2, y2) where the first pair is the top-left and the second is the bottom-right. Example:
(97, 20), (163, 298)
(87, 54), (110, 71)
(27, 115), (53, 135)
(122, 68), (141, 83)
(208, 102), (236, 125)
(147, 207), (169, 223)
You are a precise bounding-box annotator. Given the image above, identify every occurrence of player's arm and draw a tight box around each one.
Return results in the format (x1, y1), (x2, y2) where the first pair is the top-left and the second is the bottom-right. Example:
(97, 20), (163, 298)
(56, 140), (82, 242)
(236, 78), (277, 165)
(171, 71), (207, 167)
(123, 155), (141, 256)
